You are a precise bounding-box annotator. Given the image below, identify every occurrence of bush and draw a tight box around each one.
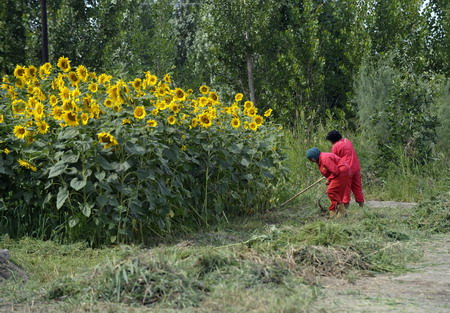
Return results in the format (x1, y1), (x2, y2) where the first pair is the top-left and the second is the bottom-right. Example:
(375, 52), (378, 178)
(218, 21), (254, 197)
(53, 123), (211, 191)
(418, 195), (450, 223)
(0, 59), (287, 244)
(354, 55), (440, 168)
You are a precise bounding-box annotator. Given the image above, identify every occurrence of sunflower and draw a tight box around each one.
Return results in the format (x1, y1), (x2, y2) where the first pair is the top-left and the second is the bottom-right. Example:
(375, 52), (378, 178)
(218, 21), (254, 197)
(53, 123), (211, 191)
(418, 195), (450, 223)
(39, 66), (48, 78)
(145, 73), (158, 86)
(13, 125), (28, 139)
(57, 56), (71, 72)
(52, 106), (63, 120)
(156, 87), (166, 97)
(264, 108), (273, 117)
(169, 103), (180, 114)
(49, 95), (58, 106)
(3, 148), (11, 154)
(198, 97), (208, 107)
(191, 118), (199, 128)
(0, 114), (4, 123)
(181, 145), (187, 151)
(15, 78), (24, 88)
(88, 82), (98, 93)
(43, 62), (52, 72)
(14, 66), (26, 78)
(234, 93), (244, 102)
(244, 101), (254, 109)
(147, 119), (158, 127)
(249, 122), (258, 131)
(254, 115), (264, 126)
(151, 108), (159, 116)
(59, 87), (71, 101)
(104, 98), (113, 108)
(97, 132), (118, 149)
(133, 106), (146, 119)
(63, 111), (79, 126)
(231, 117), (240, 128)
(200, 113), (213, 128)
(18, 159), (37, 172)
(25, 66), (37, 78)
(98, 73), (112, 85)
(34, 103), (45, 120)
(131, 78), (142, 90)
(173, 88), (186, 101)
(68, 72), (79, 86)
(81, 113), (89, 125)
(122, 118), (132, 125)
(246, 107), (257, 117)
(36, 120), (50, 134)
(76, 65), (89, 82)
(209, 91), (219, 102)
(163, 74), (171, 83)
(199, 85), (209, 95)
(167, 115), (176, 125)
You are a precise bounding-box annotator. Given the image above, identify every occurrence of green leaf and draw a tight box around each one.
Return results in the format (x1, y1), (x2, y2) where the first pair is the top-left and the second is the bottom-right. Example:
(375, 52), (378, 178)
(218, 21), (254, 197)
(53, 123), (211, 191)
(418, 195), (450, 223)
(62, 153), (79, 164)
(95, 171), (106, 181)
(70, 177), (87, 191)
(58, 128), (79, 140)
(124, 142), (146, 155)
(80, 202), (94, 217)
(98, 155), (114, 170)
(241, 158), (250, 167)
(56, 187), (69, 209)
(48, 161), (68, 178)
(68, 217), (79, 228)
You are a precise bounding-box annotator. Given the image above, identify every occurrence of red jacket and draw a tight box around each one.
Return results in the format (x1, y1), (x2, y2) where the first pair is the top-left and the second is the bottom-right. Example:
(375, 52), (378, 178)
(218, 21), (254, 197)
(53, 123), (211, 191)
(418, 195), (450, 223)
(331, 138), (361, 173)
(318, 152), (350, 182)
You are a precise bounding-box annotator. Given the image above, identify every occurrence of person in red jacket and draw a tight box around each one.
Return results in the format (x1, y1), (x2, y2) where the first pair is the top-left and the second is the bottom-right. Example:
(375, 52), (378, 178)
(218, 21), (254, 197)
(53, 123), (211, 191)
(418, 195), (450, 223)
(306, 147), (350, 218)
(326, 130), (365, 208)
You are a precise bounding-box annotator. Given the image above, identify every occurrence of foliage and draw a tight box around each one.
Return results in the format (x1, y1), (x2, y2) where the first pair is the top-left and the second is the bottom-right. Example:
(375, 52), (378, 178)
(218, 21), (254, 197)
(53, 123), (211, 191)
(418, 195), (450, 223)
(2, 0), (449, 129)
(0, 58), (286, 244)
(354, 55), (440, 166)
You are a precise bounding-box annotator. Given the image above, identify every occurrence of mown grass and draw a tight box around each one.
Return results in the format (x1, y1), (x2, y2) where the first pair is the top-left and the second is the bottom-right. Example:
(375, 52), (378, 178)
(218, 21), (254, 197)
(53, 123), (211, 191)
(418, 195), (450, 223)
(0, 193), (448, 313)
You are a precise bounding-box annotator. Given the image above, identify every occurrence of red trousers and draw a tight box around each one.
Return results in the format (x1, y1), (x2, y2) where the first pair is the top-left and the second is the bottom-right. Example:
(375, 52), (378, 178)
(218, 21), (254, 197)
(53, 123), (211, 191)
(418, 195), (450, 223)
(342, 170), (364, 204)
(327, 171), (350, 211)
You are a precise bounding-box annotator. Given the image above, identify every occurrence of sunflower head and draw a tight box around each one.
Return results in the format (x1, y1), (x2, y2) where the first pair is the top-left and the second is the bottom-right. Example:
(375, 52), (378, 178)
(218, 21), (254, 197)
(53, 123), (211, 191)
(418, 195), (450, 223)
(231, 118), (240, 128)
(13, 125), (28, 139)
(234, 93), (244, 102)
(57, 56), (71, 72)
(199, 85), (210, 95)
(147, 119), (158, 127)
(134, 106), (146, 119)
(63, 111), (79, 126)
(76, 65), (89, 82)
(254, 115), (264, 126)
(167, 115), (176, 125)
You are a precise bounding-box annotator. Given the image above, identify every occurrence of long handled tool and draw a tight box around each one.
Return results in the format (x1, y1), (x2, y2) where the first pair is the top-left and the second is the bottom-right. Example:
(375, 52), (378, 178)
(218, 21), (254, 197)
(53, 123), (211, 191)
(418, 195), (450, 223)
(275, 177), (326, 209)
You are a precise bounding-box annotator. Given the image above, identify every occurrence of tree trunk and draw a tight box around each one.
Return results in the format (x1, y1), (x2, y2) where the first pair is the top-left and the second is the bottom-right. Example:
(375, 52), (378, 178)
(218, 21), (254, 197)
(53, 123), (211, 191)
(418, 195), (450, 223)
(40, 0), (49, 64)
(246, 54), (256, 105)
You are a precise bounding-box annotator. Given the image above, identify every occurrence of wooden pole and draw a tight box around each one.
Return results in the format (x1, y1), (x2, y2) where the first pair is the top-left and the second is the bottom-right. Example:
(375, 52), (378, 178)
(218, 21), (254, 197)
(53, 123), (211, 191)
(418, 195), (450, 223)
(40, 0), (49, 64)
(276, 177), (325, 209)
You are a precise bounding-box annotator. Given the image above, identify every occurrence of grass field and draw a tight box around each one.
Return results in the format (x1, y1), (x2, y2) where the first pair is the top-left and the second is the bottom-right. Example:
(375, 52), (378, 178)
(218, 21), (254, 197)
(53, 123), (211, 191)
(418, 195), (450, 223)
(1, 191), (448, 312)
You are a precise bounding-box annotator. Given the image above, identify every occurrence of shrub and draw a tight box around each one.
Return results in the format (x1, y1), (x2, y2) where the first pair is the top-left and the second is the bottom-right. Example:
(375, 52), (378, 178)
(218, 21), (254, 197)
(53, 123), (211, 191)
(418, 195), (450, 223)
(0, 59), (287, 244)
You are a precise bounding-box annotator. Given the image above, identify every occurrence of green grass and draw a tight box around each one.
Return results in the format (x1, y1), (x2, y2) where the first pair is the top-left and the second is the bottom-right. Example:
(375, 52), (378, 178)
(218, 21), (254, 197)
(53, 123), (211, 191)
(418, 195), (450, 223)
(0, 193), (448, 312)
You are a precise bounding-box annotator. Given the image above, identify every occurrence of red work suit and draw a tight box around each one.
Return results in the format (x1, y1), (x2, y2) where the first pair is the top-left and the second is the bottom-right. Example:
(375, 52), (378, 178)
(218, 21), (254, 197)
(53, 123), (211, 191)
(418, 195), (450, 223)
(318, 152), (351, 211)
(331, 138), (364, 204)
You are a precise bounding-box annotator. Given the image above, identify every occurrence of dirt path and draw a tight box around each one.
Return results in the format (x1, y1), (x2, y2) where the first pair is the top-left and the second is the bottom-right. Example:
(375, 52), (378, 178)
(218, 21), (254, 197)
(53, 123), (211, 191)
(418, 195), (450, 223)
(313, 200), (450, 313)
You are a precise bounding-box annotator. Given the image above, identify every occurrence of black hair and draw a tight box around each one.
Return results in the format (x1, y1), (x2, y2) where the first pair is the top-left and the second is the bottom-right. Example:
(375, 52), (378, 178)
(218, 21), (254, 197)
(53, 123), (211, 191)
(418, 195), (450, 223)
(326, 130), (342, 143)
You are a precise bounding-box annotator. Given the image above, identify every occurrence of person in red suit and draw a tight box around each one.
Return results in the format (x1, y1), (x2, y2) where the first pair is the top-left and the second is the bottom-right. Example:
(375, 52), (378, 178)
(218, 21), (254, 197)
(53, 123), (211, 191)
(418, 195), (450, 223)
(326, 130), (365, 208)
(306, 147), (350, 218)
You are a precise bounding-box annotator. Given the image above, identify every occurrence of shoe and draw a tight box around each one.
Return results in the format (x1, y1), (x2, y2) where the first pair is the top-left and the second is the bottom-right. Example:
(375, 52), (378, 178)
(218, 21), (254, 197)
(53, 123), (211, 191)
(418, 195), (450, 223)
(336, 203), (346, 218)
(329, 210), (337, 218)
(357, 202), (364, 208)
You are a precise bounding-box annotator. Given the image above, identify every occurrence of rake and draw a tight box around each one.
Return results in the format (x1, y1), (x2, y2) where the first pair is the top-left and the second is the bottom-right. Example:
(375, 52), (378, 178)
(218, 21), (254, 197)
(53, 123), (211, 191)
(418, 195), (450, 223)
(273, 177), (326, 210)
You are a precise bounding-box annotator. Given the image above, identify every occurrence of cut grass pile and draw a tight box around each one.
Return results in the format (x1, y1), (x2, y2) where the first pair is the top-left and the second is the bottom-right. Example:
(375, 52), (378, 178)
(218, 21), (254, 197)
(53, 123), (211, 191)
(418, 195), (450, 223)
(0, 193), (449, 312)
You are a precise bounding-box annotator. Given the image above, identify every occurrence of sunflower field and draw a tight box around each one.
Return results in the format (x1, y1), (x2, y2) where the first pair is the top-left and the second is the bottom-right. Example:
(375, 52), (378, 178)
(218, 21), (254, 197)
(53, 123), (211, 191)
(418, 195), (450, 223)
(0, 57), (286, 244)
